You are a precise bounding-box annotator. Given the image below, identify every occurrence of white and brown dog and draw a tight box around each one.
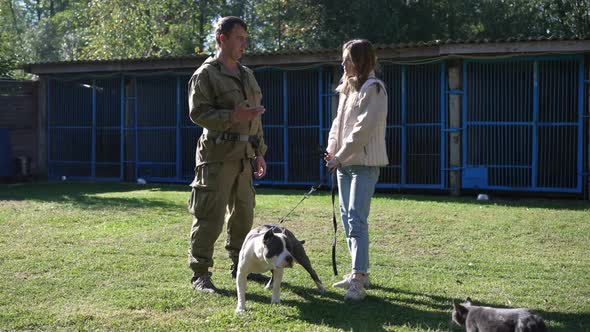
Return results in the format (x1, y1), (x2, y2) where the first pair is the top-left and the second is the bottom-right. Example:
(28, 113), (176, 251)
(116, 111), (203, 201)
(235, 225), (326, 312)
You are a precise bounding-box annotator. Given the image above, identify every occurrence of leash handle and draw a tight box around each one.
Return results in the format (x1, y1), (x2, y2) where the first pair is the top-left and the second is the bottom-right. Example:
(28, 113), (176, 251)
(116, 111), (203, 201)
(331, 171), (338, 276)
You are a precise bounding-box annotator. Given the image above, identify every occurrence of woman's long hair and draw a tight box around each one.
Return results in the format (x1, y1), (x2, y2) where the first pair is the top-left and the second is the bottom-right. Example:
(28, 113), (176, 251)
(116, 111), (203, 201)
(336, 39), (377, 95)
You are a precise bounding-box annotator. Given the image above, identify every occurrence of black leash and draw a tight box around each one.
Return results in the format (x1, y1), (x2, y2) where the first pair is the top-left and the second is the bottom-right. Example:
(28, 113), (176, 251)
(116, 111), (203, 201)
(278, 184), (320, 224)
(330, 171), (339, 276)
(274, 164), (339, 276)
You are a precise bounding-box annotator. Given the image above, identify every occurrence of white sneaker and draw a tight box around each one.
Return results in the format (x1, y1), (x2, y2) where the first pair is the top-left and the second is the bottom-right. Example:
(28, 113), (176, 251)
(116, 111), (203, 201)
(332, 273), (371, 289)
(344, 279), (366, 301)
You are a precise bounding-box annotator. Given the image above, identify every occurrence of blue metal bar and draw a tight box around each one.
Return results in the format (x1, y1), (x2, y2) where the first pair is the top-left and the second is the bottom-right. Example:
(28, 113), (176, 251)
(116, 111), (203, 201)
(446, 89), (463, 95)
(405, 123), (441, 127)
(318, 66), (324, 185)
(91, 79), (96, 179)
(439, 62), (446, 188)
(137, 161), (176, 166)
(176, 77), (182, 180)
(466, 121), (534, 126)
(285, 125), (320, 129)
(577, 58), (584, 192)
(49, 126), (93, 129)
(134, 78), (139, 179)
(536, 122), (579, 126)
(466, 164), (531, 169)
(47, 79), (52, 176)
(443, 128), (462, 132)
(401, 65), (407, 186)
(462, 62), (468, 176)
(49, 159), (93, 164)
(283, 71), (288, 183)
(120, 75), (125, 181)
(442, 166), (464, 171)
(532, 61), (539, 188)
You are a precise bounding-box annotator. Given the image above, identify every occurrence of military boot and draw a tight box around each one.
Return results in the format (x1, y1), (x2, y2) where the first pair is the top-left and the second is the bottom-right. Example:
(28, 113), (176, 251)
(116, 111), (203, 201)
(191, 272), (219, 294)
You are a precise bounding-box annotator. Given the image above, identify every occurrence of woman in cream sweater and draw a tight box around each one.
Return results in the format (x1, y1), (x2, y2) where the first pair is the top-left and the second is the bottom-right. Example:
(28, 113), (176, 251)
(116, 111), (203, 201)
(325, 39), (388, 301)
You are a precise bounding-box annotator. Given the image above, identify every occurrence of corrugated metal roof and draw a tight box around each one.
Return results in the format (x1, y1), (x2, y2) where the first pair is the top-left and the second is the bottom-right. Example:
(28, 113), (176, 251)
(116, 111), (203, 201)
(25, 35), (588, 66)
(22, 35), (590, 74)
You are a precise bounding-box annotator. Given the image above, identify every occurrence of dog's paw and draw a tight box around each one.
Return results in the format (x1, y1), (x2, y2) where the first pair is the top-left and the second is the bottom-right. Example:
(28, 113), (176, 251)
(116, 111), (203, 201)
(271, 298), (281, 305)
(235, 306), (246, 313)
(316, 282), (327, 294)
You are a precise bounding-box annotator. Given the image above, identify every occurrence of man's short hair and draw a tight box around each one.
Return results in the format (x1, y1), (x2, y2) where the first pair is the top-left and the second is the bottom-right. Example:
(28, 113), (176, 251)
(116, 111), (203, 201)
(215, 16), (247, 45)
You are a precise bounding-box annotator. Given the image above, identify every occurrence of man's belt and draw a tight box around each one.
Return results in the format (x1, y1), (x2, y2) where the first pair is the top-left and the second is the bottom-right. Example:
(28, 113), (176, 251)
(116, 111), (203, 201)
(206, 130), (259, 146)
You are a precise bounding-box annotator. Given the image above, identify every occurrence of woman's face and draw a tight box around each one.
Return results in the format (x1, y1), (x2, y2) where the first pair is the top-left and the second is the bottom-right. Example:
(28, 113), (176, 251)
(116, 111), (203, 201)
(342, 48), (356, 77)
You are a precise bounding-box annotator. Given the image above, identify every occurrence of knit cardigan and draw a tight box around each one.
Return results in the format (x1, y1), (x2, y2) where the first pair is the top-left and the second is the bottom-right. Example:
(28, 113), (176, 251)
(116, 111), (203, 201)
(326, 77), (389, 167)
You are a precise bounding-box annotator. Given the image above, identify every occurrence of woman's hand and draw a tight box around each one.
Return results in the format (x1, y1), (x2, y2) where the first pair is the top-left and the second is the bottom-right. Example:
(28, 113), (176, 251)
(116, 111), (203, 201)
(324, 153), (339, 172)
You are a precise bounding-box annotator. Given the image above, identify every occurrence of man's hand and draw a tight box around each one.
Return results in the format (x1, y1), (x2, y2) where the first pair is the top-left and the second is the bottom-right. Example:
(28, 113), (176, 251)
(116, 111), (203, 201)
(232, 101), (265, 124)
(253, 155), (267, 179)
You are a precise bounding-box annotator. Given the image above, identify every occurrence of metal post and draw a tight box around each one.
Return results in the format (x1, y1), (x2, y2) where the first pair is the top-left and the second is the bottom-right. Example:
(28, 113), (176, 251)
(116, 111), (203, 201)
(120, 76), (125, 181)
(440, 61), (447, 189)
(462, 61), (468, 190)
(318, 66), (324, 185)
(46, 79), (52, 178)
(578, 58), (585, 193)
(134, 78), (139, 180)
(91, 79), (96, 179)
(283, 71), (289, 184)
(176, 76), (182, 181)
(532, 61), (539, 189)
(448, 60), (463, 195)
(401, 65), (407, 187)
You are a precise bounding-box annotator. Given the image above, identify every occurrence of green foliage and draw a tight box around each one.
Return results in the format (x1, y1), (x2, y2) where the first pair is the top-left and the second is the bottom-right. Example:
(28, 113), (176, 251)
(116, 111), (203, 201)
(1, 0), (589, 69)
(0, 183), (589, 331)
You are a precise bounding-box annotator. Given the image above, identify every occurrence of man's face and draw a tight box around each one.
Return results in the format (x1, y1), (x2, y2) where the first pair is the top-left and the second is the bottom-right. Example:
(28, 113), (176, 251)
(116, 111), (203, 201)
(221, 25), (247, 62)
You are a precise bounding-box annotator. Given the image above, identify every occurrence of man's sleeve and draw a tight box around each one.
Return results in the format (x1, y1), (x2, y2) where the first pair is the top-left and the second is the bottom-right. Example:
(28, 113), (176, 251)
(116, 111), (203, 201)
(188, 69), (233, 131)
(255, 120), (267, 157)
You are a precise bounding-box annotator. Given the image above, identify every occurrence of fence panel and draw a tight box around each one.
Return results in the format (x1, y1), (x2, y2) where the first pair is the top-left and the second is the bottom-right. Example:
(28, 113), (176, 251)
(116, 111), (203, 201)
(537, 59), (580, 190)
(380, 63), (446, 189)
(48, 79), (93, 179)
(463, 56), (584, 192)
(255, 69), (285, 183)
(135, 76), (177, 181)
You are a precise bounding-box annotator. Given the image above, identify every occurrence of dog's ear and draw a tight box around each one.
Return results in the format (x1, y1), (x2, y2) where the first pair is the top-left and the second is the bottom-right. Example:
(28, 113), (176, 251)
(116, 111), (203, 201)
(263, 229), (274, 243)
(465, 297), (472, 305)
(300, 240), (305, 245)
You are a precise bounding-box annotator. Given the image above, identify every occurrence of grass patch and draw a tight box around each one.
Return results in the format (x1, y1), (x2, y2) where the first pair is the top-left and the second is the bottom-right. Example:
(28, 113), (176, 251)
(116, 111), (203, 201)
(0, 182), (589, 331)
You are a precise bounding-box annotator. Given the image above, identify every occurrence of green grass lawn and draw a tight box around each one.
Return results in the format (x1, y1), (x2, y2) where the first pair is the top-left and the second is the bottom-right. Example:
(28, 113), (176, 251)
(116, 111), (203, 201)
(0, 182), (589, 331)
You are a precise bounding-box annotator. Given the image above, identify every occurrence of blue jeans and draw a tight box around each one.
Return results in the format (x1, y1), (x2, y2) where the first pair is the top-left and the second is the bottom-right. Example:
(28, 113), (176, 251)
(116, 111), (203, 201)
(336, 165), (380, 274)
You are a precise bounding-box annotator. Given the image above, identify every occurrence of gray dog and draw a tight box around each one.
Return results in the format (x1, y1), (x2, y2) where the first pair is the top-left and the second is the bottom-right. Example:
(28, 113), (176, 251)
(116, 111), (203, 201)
(452, 297), (547, 332)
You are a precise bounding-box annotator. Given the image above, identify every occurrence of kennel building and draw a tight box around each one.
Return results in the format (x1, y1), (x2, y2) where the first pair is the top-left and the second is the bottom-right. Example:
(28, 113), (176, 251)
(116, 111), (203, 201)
(23, 37), (590, 197)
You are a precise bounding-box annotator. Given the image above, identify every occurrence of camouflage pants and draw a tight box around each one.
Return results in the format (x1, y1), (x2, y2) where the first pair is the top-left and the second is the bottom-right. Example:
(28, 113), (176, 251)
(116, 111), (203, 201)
(188, 159), (255, 275)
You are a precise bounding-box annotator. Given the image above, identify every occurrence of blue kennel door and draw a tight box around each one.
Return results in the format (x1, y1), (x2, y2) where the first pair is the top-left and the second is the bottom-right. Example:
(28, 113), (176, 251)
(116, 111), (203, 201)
(462, 166), (488, 189)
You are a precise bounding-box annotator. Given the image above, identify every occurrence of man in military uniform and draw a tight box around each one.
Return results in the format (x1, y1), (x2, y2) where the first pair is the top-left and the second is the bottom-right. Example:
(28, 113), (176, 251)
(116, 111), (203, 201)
(187, 16), (268, 293)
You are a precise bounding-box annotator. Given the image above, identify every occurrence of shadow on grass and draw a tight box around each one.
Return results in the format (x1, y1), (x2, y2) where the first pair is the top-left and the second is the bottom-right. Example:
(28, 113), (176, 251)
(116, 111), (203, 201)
(369, 192), (590, 212)
(218, 280), (590, 331)
(1, 182), (588, 212)
(258, 186), (590, 212)
(215, 279), (452, 331)
(287, 283), (454, 331)
(0, 182), (186, 210)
